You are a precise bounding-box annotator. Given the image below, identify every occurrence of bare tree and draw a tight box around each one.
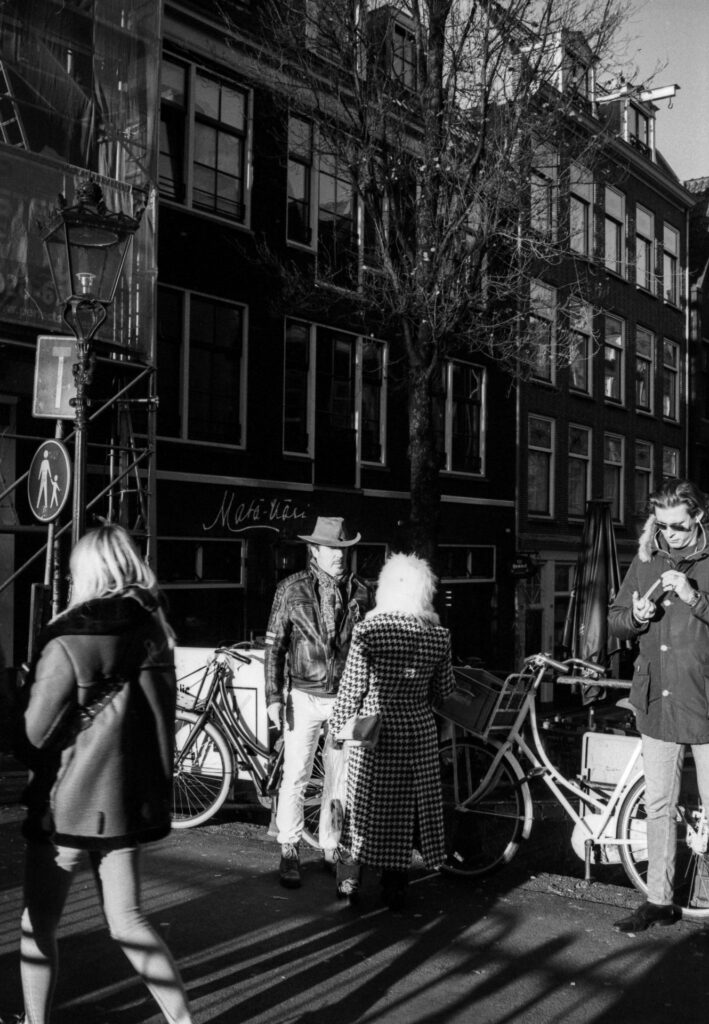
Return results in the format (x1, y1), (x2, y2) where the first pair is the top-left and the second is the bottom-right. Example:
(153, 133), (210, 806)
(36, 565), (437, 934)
(220, 0), (634, 558)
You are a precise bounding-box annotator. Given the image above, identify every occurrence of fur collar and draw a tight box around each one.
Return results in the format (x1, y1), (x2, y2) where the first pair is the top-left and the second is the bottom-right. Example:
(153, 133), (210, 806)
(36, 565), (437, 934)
(637, 515), (709, 563)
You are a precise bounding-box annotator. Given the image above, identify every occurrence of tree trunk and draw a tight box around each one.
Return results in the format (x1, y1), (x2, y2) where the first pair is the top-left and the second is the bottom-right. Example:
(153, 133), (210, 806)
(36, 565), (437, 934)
(408, 364), (441, 565)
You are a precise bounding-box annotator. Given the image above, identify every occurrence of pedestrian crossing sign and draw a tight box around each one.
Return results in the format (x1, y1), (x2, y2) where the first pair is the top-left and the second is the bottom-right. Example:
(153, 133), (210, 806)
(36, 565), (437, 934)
(28, 439), (72, 522)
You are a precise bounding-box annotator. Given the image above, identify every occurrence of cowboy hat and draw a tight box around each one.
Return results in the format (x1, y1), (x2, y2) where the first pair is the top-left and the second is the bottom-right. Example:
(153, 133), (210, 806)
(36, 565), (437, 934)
(297, 516), (361, 548)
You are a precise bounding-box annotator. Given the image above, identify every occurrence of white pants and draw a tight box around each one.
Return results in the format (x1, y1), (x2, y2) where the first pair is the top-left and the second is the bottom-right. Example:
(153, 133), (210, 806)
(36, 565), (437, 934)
(276, 688), (335, 845)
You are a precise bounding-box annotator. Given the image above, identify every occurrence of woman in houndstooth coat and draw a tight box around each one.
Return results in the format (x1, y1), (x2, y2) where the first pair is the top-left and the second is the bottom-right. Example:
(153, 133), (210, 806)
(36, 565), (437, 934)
(328, 553), (455, 910)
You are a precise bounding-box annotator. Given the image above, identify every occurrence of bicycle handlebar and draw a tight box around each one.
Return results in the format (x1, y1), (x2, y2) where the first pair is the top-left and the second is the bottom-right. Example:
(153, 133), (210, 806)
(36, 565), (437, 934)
(525, 652), (607, 680)
(215, 645), (252, 664)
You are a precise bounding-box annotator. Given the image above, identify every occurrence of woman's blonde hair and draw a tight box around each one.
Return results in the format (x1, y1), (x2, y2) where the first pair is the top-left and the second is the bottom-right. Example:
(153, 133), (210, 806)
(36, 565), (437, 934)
(67, 523), (157, 607)
(368, 552), (440, 624)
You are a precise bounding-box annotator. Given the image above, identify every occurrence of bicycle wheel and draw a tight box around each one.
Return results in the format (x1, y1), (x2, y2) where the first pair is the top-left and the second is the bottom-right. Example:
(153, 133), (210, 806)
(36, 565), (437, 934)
(172, 709), (233, 828)
(617, 774), (709, 922)
(439, 736), (532, 877)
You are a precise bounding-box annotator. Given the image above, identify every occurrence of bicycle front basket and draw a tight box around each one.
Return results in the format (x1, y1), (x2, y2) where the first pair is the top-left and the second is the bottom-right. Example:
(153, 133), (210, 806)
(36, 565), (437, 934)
(437, 666), (507, 737)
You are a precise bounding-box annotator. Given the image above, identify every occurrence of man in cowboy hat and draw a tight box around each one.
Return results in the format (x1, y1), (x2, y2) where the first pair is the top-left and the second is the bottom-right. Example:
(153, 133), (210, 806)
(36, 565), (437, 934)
(265, 516), (372, 888)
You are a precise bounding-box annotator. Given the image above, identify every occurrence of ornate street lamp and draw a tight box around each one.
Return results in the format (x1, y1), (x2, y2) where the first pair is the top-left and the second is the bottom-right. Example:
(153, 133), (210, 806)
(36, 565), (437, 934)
(40, 180), (145, 545)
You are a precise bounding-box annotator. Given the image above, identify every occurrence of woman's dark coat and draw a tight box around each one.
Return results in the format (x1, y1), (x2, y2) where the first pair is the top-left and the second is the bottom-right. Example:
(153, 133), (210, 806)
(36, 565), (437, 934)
(608, 529), (709, 744)
(22, 592), (176, 848)
(328, 613), (455, 870)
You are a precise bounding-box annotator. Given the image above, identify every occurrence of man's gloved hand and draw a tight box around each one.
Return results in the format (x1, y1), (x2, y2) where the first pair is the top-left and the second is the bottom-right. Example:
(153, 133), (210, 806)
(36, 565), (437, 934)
(267, 702), (284, 730)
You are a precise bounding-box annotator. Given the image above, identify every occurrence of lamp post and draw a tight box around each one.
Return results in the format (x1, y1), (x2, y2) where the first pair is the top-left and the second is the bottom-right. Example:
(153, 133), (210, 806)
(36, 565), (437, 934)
(41, 180), (144, 545)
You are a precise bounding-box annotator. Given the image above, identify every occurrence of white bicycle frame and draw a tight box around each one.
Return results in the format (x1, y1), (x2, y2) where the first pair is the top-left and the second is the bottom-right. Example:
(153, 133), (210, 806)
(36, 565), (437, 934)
(452, 661), (642, 881)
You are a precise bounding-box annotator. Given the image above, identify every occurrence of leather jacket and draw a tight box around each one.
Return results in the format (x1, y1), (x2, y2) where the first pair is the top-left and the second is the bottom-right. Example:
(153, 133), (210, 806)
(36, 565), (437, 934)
(264, 568), (372, 704)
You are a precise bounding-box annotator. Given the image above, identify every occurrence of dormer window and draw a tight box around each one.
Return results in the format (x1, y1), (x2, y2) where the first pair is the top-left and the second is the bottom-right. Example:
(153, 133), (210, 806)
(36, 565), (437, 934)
(628, 104), (652, 156)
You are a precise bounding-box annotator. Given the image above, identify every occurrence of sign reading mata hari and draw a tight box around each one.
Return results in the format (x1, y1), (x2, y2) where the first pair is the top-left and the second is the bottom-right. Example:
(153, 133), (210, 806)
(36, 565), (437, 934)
(201, 489), (311, 537)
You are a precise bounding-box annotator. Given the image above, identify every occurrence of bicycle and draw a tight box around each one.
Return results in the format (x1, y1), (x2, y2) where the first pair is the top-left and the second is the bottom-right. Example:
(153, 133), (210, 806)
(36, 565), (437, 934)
(172, 644), (324, 847)
(438, 652), (709, 921)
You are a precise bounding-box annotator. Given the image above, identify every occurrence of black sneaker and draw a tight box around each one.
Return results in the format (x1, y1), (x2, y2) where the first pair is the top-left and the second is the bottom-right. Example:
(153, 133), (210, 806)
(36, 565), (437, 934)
(614, 901), (679, 933)
(279, 842), (301, 888)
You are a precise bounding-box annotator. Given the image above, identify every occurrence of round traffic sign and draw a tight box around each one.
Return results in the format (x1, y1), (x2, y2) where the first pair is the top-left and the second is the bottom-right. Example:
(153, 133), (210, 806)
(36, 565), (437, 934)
(28, 440), (72, 523)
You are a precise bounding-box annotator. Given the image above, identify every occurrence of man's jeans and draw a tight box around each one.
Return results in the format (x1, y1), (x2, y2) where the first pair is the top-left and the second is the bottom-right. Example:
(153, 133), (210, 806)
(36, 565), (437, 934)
(642, 735), (709, 905)
(276, 688), (335, 845)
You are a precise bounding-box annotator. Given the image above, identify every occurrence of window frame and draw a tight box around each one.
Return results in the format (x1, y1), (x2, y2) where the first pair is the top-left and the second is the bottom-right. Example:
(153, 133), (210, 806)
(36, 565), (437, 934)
(569, 163), (593, 257)
(438, 545), (497, 584)
(358, 336), (388, 466)
(635, 325), (655, 414)
(634, 439), (653, 516)
(159, 53), (253, 227)
(286, 115), (315, 246)
(663, 223), (681, 306)
(635, 205), (655, 293)
(604, 186), (626, 277)
(527, 414), (555, 518)
(603, 432), (624, 522)
(530, 145), (558, 239)
(603, 313), (625, 405)
(156, 284), (247, 449)
(529, 280), (556, 384)
(282, 318), (315, 457)
(568, 300), (593, 395)
(662, 446), (680, 478)
(661, 338), (680, 422)
(435, 360), (487, 477)
(568, 423), (592, 518)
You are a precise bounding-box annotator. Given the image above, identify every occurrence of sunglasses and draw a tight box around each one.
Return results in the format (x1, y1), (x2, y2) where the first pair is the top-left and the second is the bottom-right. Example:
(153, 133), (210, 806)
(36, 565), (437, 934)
(655, 521), (696, 533)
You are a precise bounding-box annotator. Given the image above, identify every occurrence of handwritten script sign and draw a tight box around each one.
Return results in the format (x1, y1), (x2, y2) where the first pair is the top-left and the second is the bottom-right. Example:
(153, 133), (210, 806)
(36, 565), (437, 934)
(202, 490), (309, 535)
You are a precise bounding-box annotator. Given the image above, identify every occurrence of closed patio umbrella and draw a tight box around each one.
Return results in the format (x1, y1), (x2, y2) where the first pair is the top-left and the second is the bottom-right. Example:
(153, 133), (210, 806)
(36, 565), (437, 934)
(562, 499), (624, 703)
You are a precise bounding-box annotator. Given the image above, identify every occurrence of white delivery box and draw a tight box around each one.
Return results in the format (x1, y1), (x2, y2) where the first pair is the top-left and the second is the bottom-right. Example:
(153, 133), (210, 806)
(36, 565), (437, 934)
(581, 731), (643, 788)
(174, 646), (268, 779)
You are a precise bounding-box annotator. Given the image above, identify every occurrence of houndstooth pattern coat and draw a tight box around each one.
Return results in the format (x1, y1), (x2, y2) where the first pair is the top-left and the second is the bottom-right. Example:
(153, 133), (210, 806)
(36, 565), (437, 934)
(328, 612), (455, 870)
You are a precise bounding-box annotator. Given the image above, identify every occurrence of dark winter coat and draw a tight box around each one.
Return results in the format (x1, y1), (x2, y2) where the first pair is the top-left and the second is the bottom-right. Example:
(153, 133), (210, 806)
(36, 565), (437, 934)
(22, 592), (176, 848)
(608, 531), (709, 743)
(264, 568), (372, 703)
(328, 613), (455, 870)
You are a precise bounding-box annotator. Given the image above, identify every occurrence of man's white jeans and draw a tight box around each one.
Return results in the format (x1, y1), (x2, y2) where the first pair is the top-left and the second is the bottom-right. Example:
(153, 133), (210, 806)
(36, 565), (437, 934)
(276, 688), (335, 846)
(642, 735), (709, 905)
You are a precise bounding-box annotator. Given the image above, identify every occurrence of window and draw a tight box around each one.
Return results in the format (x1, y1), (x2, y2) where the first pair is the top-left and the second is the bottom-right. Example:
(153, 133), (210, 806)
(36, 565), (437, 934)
(663, 223), (680, 305)
(662, 339), (680, 421)
(157, 286), (245, 444)
(392, 23), (416, 90)
(663, 446), (680, 478)
(189, 295), (245, 443)
(635, 440), (653, 515)
(604, 187), (625, 275)
(635, 206), (654, 291)
(628, 105), (651, 154)
(568, 425), (591, 517)
(603, 433), (624, 521)
(439, 546), (496, 582)
(531, 147), (558, 238)
(360, 340), (386, 464)
(529, 281), (555, 382)
(433, 362), (486, 475)
(528, 416), (554, 516)
(569, 163), (592, 256)
(568, 300), (593, 394)
(283, 319), (312, 454)
(159, 56), (250, 223)
(603, 314), (624, 403)
(287, 117), (314, 244)
(635, 326), (654, 413)
(318, 151), (356, 286)
(353, 544), (387, 583)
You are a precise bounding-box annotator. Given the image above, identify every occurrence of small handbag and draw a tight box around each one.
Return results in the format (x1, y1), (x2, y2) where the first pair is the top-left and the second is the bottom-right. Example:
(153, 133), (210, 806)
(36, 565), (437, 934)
(335, 712), (383, 750)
